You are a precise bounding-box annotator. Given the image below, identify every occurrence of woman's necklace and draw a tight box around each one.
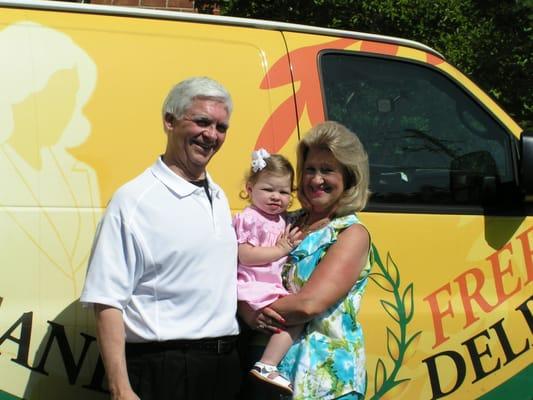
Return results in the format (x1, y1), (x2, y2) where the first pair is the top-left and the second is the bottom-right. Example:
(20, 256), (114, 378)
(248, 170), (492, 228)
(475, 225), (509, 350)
(301, 215), (331, 235)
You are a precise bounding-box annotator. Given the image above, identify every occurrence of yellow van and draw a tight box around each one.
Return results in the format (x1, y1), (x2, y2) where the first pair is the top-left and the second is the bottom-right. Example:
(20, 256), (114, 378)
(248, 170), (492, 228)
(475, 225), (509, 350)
(0, 1), (531, 399)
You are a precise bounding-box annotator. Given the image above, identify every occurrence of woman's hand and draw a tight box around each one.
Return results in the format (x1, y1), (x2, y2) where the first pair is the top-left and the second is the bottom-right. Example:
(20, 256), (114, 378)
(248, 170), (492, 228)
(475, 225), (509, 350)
(238, 301), (286, 334)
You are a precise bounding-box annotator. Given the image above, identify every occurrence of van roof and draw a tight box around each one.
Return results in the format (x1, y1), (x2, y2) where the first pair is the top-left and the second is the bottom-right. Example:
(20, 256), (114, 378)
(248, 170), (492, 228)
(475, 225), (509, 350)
(0, 0), (444, 59)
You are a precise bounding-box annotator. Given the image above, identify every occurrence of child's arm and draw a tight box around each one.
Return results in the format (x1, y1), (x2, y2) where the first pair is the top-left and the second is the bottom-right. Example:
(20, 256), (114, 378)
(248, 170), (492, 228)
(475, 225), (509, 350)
(238, 225), (302, 266)
(238, 243), (287, 266)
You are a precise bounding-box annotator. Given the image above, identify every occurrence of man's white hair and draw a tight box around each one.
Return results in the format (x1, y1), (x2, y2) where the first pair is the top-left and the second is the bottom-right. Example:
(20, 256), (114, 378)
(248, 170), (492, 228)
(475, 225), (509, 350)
(161, 76), (233, 120)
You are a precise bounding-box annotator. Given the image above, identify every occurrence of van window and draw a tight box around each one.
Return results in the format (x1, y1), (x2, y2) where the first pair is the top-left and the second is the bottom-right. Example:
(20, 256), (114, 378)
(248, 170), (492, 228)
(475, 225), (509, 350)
(320, 52), (517, 212)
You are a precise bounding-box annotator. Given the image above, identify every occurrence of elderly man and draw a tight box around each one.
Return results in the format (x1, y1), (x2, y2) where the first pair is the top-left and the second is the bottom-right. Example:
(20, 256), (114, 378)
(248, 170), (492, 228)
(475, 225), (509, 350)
(81, 77), (240, 400)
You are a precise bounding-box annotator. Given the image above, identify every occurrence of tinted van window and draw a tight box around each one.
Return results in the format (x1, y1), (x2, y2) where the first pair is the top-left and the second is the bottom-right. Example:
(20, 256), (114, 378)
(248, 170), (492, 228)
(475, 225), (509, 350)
(320, 52), (516, 211)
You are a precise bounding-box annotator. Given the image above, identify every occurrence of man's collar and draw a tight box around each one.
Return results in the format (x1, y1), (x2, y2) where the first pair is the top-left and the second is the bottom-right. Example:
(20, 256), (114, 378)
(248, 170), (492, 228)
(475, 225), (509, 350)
(151, 157), (221, 198)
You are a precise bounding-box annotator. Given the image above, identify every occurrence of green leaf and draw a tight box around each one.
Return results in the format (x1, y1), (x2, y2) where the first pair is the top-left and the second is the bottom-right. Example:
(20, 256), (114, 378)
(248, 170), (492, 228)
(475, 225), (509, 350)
(374, 358), (387, 393)
(386, 327), (400, 361)
(402, 283), (415, 322)
(369, 273), (394, 292)
(385, 252), (400, 287)
(380, 300), (400, 322)
(406, 331), (422, 348)
(371, 244), (387, 275)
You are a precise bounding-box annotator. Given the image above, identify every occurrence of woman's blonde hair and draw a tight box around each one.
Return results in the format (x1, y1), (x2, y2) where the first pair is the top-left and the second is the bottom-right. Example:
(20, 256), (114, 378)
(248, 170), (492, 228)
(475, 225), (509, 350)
(296, 121), (370, 216)
(240, 153), (295, 201)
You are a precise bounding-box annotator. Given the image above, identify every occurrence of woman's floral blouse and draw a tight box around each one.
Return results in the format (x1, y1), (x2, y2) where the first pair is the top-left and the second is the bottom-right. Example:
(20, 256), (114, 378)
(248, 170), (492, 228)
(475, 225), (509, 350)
(279, 213), (373, 400)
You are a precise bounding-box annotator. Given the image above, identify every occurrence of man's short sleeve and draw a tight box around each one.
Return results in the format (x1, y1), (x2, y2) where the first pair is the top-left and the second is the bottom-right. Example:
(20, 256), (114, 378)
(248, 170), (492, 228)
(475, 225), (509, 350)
(80, 208), (143, 310)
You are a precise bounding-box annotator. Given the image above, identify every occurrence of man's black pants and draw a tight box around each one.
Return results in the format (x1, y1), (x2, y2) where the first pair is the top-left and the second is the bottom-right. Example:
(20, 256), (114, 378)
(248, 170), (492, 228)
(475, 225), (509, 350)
(125, 336), (241, 400)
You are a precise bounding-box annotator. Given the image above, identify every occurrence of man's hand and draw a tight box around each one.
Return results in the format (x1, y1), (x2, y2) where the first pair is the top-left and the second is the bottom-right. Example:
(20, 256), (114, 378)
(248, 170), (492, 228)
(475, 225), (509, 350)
(111, 388), (140, 400)
(111, 388), (141, 400)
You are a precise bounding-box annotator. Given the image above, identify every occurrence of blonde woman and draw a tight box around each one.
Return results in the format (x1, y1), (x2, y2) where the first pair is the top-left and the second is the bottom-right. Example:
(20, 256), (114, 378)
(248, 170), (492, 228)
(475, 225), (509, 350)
(240, 121), (372, 400)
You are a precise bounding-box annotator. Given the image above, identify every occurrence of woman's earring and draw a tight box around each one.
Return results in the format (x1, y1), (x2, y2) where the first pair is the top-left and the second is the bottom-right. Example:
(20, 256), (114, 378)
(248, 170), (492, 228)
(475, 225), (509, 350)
(288, 194), (294, 209)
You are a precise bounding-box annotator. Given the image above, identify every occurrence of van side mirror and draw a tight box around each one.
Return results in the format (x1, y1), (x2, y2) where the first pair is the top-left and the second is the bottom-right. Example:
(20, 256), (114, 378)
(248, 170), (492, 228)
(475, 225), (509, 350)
(520, 130), (533, 197)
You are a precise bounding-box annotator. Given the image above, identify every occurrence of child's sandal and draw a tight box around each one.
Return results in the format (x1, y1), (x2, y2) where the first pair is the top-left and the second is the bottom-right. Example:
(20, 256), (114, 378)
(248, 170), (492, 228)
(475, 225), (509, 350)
(249, 361), (293, 395)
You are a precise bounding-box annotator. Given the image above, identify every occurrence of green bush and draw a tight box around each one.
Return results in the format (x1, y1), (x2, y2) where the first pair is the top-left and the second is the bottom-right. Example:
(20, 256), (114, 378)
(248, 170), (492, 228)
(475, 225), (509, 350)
(197, 0), (532, 129)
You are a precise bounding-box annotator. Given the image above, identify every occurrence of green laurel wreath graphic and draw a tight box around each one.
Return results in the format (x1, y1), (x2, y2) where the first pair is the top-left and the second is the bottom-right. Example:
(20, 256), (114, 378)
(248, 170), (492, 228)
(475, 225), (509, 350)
(368, 244), (421, 400)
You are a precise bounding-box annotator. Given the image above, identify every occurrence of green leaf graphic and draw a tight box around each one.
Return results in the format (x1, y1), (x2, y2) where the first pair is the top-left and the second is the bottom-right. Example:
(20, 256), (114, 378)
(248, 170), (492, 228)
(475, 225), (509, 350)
(369, 272), (394, 292)
(385, 252), (400, 287)
(405, 331), (422, 349)
(402, 283), (414, 322)
(374, 358), (387, 393)
(380, 299), (400, 322)
(368, 247), (421, 400)
(386, 327), (400, 361)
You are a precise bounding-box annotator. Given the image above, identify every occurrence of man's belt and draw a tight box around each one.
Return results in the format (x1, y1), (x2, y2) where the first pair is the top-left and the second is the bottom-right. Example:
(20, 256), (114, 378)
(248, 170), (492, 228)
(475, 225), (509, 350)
(125, 336), (238, 355)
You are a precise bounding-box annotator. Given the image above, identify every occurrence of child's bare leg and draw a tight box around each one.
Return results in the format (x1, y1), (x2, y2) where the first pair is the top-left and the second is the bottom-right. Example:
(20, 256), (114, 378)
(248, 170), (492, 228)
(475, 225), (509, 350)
(250, 325), (303, 394)
(260, 324), (303, 366)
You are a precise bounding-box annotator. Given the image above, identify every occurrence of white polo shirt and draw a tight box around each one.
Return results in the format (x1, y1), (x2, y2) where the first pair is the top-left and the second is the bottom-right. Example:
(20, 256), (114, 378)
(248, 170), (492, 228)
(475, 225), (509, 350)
(80, 157), (239, 342)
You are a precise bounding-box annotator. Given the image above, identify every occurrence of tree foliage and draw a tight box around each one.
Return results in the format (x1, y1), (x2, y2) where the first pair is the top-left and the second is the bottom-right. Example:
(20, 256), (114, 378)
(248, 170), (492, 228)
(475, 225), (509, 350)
(197, 0), (532, 128)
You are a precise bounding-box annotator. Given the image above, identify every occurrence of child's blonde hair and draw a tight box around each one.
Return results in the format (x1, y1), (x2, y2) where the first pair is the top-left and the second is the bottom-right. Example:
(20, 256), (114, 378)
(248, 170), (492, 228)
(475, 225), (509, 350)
(240, 152), (295, 201)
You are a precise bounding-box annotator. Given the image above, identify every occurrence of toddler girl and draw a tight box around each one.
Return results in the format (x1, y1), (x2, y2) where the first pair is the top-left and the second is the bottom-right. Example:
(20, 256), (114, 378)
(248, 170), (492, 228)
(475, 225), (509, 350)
(233, 149), (303, 395)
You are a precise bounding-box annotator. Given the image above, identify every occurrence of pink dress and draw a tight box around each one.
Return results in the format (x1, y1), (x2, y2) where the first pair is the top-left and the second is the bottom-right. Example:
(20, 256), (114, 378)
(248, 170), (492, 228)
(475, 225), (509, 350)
(233, 206), (290, 310)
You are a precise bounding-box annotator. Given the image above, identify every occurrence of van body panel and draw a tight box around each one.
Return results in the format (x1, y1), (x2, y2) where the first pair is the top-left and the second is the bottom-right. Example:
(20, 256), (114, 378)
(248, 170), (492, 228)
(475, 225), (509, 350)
(0, 2), (531, 399)
(0, 8), (297, 399)
(0, 0), (443, 58)
(361, 212), (532, 400)
(281, 31), (532, 399)
(0, 6), (299, 206)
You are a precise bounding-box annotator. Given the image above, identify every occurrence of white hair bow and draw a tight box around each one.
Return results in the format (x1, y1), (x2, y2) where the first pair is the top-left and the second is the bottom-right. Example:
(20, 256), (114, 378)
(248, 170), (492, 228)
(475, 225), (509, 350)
(251, 148), (271, 172)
